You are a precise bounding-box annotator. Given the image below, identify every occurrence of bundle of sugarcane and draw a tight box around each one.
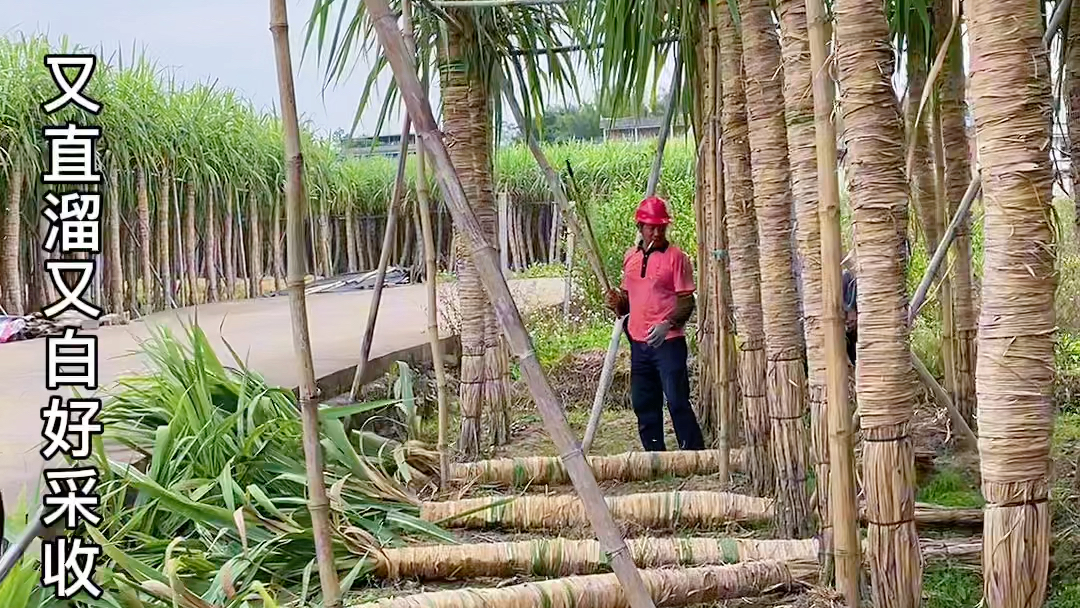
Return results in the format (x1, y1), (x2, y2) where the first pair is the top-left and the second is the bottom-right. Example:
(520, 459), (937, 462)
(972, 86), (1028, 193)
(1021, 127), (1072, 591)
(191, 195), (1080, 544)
(370, 536), (815, 580)
(368, 535), (982, 581)
(355, 559), (815, 607)
(421, 490), (774, 530)
(447, 449), (748, 488)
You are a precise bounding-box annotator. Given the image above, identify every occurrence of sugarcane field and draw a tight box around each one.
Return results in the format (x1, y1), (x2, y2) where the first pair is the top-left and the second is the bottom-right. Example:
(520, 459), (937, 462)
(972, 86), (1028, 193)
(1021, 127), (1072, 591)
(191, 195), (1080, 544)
(3, 0), (1080, 606)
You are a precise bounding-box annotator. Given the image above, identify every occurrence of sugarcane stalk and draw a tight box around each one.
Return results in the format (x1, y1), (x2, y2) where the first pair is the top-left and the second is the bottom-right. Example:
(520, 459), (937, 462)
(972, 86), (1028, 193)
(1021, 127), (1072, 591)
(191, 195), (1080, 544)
(269, 2), (341, 605)
(582, 55), (682, 454)
(370, 537), (817, 580)
(423, 490), (775, 530)
(356, 560), (812, 608)
(581, 314), (626, 452)
(450, 448), (747, 487)
(806, 0), (859, 602)
(367, 535), (981, 581)
(361, 4), (656, 606)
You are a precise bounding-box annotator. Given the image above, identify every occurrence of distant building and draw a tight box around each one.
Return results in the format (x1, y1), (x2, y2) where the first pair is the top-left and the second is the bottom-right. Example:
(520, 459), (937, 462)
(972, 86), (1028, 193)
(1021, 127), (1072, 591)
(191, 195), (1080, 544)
(601, 116), (690, 141)
(343, 133), (417, 158)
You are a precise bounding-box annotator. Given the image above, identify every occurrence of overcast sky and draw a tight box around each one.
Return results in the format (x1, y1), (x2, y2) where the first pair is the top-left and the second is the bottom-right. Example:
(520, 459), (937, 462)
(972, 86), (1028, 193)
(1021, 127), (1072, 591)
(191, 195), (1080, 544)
(4, 0), (646, 139)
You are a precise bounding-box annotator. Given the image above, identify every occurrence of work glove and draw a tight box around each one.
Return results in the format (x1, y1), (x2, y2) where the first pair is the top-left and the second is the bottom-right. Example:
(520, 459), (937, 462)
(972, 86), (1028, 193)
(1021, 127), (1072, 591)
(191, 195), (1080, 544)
(645, 321), (672, 348)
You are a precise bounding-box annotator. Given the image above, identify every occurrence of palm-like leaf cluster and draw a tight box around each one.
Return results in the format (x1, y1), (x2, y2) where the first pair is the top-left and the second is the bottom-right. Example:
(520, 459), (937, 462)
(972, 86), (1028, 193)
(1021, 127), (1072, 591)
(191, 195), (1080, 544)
(1, 324), (451, 607)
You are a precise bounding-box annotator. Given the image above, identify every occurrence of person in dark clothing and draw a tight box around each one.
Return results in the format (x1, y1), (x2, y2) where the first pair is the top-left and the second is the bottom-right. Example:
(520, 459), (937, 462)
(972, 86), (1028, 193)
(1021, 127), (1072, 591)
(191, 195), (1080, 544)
(842, 267), (857, 365)
(604, 196), (705, 452)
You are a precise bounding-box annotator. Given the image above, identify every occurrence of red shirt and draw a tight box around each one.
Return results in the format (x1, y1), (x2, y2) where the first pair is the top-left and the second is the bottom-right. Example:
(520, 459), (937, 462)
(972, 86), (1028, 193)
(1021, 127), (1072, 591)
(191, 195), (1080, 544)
(620, 243), (696, 342)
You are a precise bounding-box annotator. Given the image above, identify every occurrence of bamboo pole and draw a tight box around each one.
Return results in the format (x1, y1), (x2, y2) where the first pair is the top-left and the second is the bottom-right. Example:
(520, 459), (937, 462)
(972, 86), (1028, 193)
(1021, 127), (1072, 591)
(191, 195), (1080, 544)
(705, 15), (732, 487)
(645, 54), (683, 198)
(581, 314), (626, 451)
(348, 116), (414, 400)
(361, 4), (656, 606)
(406, 0), (449, 489)
(269, 2), (341, 606)
(806, 0), (859, 603)
(582, 55), (682, 454)
(501, 79), (609, 290)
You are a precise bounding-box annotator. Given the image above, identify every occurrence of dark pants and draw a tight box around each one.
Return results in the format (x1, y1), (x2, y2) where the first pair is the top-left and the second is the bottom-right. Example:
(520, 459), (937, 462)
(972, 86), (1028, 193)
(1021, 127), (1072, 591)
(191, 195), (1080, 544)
(846, 326), (857, 365)
(629, 336), (706, 451)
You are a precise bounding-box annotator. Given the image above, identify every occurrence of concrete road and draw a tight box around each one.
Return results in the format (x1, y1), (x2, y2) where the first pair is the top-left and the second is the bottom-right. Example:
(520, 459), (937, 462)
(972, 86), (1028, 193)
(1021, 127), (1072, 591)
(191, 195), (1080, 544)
(0, 278), (564, 503)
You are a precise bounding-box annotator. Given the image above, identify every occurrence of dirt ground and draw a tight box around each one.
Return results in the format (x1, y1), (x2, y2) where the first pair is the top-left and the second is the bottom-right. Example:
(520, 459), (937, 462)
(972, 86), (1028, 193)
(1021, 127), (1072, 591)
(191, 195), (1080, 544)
(345, 344), (1080, 607)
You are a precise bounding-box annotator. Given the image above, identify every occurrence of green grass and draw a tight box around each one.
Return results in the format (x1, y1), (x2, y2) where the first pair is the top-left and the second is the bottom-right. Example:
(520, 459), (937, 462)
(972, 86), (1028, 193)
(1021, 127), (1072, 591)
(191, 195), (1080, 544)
(917, 467), (985, 509)
(923, 565), (983, 608)
(511, 262), (568, 279)
(529, 310), (616, 368)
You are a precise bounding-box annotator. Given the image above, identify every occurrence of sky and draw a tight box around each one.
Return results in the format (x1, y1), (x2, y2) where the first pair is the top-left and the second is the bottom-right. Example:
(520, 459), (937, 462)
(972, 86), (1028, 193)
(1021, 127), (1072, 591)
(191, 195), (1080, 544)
(4, 0), (406, 137)
(3, 0), (659, 139)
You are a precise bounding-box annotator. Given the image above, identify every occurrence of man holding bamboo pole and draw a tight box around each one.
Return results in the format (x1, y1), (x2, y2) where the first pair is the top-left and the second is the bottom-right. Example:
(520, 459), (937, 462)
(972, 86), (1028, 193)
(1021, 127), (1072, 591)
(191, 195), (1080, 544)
(605, 196), (704, 451)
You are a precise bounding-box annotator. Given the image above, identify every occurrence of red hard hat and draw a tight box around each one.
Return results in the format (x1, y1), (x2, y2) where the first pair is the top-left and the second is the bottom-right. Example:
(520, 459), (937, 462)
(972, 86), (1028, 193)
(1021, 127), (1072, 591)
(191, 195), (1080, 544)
(634, 196), (672, 225)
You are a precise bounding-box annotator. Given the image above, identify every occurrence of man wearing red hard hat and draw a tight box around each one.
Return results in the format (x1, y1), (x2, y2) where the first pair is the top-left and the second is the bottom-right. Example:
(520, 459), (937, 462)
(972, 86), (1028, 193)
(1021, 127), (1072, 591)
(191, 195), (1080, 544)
(604, 196), (705, 451)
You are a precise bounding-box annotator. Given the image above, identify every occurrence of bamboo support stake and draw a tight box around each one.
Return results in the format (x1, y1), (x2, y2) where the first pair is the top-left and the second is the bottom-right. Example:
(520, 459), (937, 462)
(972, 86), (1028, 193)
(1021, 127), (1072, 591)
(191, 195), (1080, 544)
(583, 54), (681, 453)
(499, 191), (510, 275)
(361, 4), (656, 606)
(268, 1), (341, 605)
(406, 3), (449, 490)
(348, 115), (414, 400)
(705, 20), (732, 487)
(645, 54), (683, 198)
(582, 314), (627, 451)
(806, 0), (859, 603)
(501, 79), (609, 290)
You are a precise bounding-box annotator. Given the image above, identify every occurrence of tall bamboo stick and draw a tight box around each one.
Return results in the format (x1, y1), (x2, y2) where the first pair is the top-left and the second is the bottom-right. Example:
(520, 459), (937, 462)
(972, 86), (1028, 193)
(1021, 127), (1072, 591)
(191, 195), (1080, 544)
(405, 0), (450, 487)
(360, 4), (656, 606)
(501, 79), (609, 290)
(269, 2), (341, 606)
(348, 116), (414, 400)
(805, 0), (859, 604)
(582, 55), (682, 454)
(645, 54), (683, 198)
(705, 4), (732, 487)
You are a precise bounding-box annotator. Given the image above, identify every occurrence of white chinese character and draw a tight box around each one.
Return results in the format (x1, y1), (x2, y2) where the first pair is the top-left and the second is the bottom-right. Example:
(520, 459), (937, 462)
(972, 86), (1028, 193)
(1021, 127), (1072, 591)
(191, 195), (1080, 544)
(43, 467), (101, 529)
(42, 192), (101, 253)
(41, 397), (102, 460)
(42, 55), (102, 115)
(43, 259), (102, 319)
(46, 328), (97, 390)
(41, 536), (102, 599)
(42, 123), (101, 184)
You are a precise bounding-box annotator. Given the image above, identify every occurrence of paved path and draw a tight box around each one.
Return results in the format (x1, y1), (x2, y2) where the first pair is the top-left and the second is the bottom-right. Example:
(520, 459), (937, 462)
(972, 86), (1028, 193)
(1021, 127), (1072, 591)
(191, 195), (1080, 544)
(0, 278), (564, 503)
